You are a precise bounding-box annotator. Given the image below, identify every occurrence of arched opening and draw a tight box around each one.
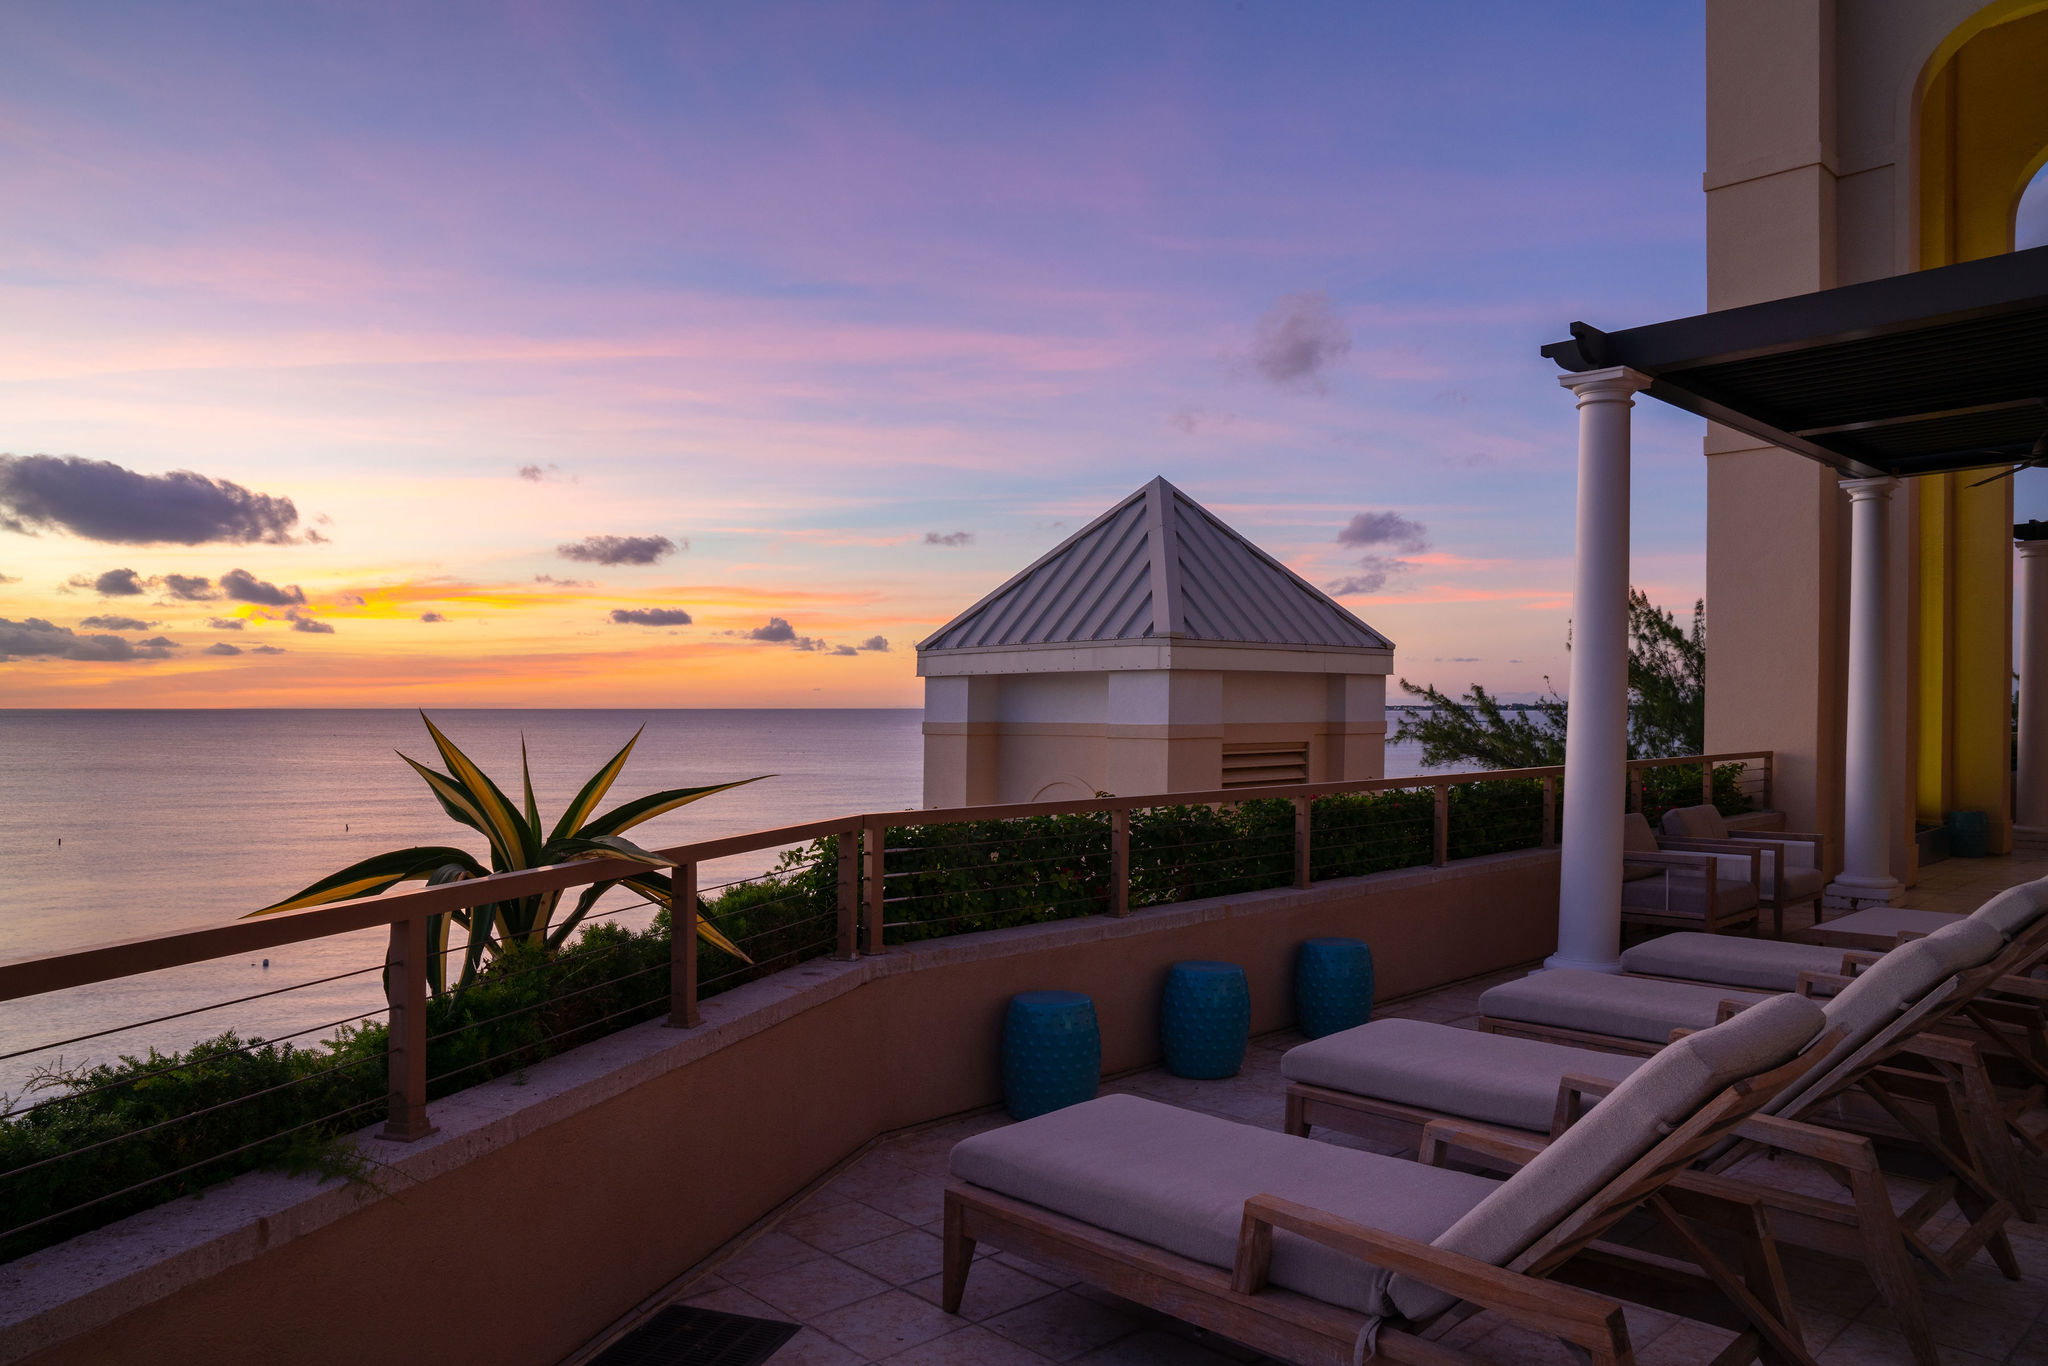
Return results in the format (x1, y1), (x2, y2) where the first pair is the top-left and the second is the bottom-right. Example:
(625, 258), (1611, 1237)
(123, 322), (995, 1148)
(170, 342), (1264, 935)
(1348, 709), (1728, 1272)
(2020, 161), (2048, 251)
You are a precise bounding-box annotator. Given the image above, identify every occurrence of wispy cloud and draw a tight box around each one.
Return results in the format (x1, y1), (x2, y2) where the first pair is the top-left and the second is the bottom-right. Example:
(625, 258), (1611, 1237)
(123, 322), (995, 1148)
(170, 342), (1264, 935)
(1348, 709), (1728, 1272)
(286, 609), (334, 634)
(419, 611), (447, 622)
(0, 617), (178, 662)
(1246, 293), (1351, 393)
(923, 531), (973, 547)
(78, 614), (153, 631)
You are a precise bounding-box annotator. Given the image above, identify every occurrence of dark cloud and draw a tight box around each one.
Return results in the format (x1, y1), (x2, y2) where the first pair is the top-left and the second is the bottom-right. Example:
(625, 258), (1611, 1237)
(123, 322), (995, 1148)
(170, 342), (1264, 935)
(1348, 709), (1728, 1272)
(207, 617), (245, 630)
(251, 644), (286, 654)
(923, 531), (973, 547)
(340, 593), (366, 606)
(609, 607), (692, 626)
(1248, 292), (1351, 392)
(160, 573), (217, 600)
(557, 534), (678, 566)
(137, 635), (179, 648)
(75, 568), (147, 596)
(419, 612), (447, 623)
(534, 574), (593, 587)
(1325, 556), (1411, 596)
(0, 617), (177, 662)
(79, 614), (153, 631)
(286, 609), (334, 634)
(0, 454), (301, 544)
(830, 644), (858, 656)
(517, 463), (572, 482)
(204, 641), (243, 656)
(1336, 511), (1428, 553)
(220, 568), (305, 606)
(858, 636), (890, 652)
(744, 617), (796, 642)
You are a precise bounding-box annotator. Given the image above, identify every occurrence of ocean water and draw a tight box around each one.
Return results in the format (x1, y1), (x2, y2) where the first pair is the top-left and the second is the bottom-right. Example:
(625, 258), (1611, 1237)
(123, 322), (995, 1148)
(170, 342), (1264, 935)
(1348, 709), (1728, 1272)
(0, 709), (1439, 1099)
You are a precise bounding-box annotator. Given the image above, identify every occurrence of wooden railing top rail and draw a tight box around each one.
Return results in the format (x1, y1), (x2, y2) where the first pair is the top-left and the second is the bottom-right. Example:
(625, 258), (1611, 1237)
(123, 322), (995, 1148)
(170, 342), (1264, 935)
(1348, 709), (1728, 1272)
(0, 751), (1772, 1005)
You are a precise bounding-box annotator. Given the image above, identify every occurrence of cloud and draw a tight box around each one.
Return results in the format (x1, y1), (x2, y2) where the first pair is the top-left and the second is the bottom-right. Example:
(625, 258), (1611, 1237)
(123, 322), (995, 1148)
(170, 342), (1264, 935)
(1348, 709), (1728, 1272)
(831, 644), (858, 655)
(419, 612), (447, 623)
(70, 567), (147, 596)
(609, 607), (692, 626)
(204, 641), (243, 656)
(340, 593), (366, 606)
(220, 568), (305, 606)
(0, 454), (301, 544)
(558, 534), (678, 566)
(160, 573), (218, 600)
(1326, 556), (1413, 595)
(924, 531), (974, 548)
(0, 572), (16, 584)
(1166, 408), (1235, 435)
(1248, 292), (1351, 392)
(137, 635), (179, 648)
(286, 609), (334, 634)
(743, 616), (796, 642)
(517, 463), (572, 482)
(534, 574), (594, 587)
(251, 644), (286, 654)
(0, 617), (177, 662)
(79, 614), (153, 631)
(858, 636), (890, 652)
(207, 617), (244, 630)
(1336, 511), (1429, 553)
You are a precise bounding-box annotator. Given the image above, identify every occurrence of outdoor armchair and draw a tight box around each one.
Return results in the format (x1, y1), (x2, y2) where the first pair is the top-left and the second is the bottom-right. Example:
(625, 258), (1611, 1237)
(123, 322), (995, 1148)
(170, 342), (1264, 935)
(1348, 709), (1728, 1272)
(946, 995), (1830, 1366)
(1658, 803), (1827, 933)
(1618, 812), (1762, 937)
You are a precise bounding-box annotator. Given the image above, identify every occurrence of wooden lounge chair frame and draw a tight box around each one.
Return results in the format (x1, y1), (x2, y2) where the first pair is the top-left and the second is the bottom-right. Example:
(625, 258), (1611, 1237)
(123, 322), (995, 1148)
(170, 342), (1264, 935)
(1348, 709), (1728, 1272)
(946, 1041), (1836, 1366)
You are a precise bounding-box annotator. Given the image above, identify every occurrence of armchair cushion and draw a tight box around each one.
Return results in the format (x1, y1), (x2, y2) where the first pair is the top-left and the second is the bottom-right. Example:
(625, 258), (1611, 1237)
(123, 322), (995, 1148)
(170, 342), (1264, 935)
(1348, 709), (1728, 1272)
(950, 1093), (1498, 1316)
(1660, 804), (1730, 840)
(1618, 871), (1759, 918)
(1282, 1017), (1642, 1133)
(1620, 813), (1662, 881)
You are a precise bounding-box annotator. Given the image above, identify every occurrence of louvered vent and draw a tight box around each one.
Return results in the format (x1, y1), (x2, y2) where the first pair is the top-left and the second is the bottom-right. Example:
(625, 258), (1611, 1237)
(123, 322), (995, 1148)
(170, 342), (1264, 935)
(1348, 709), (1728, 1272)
(1221, 742), (1309, 789)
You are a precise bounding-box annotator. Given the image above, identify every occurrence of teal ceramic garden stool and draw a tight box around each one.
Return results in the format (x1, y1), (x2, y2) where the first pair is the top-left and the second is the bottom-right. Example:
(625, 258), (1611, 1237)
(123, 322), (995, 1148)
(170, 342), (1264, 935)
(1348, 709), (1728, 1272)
(1001, 991), (1100, 1120)
(1161, 960), (1250, 1079)
(1294, 937), (1374, 1039)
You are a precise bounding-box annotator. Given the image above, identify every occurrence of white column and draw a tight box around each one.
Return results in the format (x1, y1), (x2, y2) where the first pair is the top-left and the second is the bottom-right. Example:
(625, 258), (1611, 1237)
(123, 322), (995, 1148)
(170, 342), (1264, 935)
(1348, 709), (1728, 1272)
(2017, 534), (2048, 839)
(1830, 477), (1903, 902)
(1548, 367), (1650, 974)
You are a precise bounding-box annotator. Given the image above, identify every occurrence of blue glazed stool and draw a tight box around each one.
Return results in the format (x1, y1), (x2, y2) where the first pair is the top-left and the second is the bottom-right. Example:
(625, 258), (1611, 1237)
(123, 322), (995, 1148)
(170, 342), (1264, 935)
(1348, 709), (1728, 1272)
(1161, 961), (1250, 1079)
(1001, 991), (1101, 1120)
(1294, 938), (1374, 1039)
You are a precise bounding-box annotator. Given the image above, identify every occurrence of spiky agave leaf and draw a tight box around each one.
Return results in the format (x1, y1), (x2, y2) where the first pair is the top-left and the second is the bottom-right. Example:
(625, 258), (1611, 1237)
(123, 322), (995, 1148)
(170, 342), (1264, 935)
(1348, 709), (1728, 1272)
(544, 833), (671, 867)
(579, 776), (771, 838)
(623, 870), (750, 961)
(422, 863), (481, 996)
(548, 726), (643, 843)
(245, 847), (489, 917)
(418, 712), (536, 868)
(520, 736), (541, 837)
(546, 881), (613, 952)
(398, 753), (495, 848)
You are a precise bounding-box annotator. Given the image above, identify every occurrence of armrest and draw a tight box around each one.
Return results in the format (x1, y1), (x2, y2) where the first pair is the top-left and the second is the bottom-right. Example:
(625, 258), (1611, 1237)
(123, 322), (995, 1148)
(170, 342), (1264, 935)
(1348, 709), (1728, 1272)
(1419, 1116), (1549, 1171)
(1796, 970), (1854, 998)
(1715, 997), (1754, 1022)
(1893, 1029), (1983, 1068)
(1232, 1194), (1630, 1359)
(1550, 1073), (1618, 1137)
(1729, 1113), (1882, 1171)
(1620, 849), (1719, 872)
(1839, 951), (1885, 976)
(1991, 974), (2048, 1002)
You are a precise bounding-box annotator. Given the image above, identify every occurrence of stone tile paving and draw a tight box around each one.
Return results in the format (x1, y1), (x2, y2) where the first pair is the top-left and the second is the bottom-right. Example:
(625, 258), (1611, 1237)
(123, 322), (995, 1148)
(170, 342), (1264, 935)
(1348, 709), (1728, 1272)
(662, 854), (2048, 1365)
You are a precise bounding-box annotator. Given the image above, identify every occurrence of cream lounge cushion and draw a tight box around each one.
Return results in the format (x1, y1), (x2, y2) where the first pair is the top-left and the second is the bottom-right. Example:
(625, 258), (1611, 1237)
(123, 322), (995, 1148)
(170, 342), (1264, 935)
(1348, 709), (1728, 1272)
(1389, 993), (1823, 1320)
(1282, 1017), (1644, 1133)
(1972, 876), (2048, 940)
(949, 1093), (1500, 1316)
(1479, 969), (1772, 1044)
(1620, 933), (1842, 992)
(1805, 917), (2004, 1067)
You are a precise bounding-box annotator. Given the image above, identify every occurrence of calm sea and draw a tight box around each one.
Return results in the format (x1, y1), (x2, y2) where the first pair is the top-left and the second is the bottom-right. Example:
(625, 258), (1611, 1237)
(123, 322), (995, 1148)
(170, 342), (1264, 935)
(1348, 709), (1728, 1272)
(0, 709), (1438, 1099)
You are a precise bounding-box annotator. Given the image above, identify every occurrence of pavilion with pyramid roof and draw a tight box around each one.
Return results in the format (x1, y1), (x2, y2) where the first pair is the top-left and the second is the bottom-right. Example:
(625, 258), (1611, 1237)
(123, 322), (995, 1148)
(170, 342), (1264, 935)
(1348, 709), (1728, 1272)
(917, 477), (1395, 806)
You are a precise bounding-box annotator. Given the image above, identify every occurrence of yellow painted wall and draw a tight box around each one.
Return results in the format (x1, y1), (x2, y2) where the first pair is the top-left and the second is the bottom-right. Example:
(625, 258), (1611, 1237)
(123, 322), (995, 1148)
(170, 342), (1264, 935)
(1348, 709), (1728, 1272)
(1910, 9), (2044, 847)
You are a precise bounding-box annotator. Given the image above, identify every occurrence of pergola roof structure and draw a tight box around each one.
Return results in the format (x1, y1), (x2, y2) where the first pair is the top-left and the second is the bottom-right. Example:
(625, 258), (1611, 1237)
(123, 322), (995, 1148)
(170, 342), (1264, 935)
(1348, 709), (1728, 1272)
(1543, 243), (2048, 479)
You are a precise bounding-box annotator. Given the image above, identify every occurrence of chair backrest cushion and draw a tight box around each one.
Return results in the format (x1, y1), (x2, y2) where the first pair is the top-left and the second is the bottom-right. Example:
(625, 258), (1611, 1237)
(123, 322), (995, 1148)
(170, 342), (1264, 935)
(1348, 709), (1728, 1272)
(1387, 992), (1824, 1321)
(1660, 804), (1729, 839)
(1621, 812), (1663, 881)
(1970, 876), (2048, 941)
(1773, 916), (2008, 1113)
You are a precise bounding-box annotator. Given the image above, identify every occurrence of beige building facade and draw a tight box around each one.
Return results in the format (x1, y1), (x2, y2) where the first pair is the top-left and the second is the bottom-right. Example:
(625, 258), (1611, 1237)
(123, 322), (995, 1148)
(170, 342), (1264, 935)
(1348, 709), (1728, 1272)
(1704, 0), (2045, 887)
(918, 478), (1392, 807)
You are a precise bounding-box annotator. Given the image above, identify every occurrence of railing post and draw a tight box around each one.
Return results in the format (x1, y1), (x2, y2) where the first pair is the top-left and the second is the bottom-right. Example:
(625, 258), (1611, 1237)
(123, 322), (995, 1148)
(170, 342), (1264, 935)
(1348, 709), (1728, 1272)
(1431, 783), (1449, 867)
(1541, 776), (1557, 847)
(1110, 807), (1131, 917)
(669, 861), (701, 1027)
(1701, 760), (1715, 810)
(1763, 751), (1774, 811)
(862, 817), (887, 954)
(1628, 767), (1643, 815)
(381, 914), (435, 1142)
(1292, 795), (1312, 889)
(835, 825), (860, 960)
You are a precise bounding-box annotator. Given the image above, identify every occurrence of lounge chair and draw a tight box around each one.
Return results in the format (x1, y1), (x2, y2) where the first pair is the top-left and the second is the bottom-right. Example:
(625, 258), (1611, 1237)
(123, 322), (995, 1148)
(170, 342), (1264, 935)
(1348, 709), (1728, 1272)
(1281, 920), (2029, 1366)
(1658, 803), (1828, 929)
(1618, 813), (1762, 937)
(947, 995), (1831, 1366)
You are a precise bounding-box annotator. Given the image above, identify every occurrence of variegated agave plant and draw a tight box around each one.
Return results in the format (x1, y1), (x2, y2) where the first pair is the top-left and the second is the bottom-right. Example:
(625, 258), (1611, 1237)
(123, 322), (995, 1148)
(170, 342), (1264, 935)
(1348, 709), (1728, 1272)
(249, 713), (763, 994)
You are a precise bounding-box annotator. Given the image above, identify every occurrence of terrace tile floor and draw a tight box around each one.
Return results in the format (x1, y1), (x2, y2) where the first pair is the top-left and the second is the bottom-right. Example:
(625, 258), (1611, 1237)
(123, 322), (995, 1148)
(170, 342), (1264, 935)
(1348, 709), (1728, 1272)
(637, 853), (2048, 1366)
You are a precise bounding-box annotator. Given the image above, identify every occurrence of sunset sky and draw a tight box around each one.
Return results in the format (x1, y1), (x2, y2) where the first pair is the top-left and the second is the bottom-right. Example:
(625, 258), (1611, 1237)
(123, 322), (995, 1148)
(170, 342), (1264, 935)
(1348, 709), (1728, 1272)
(4, 4), (2044, 708)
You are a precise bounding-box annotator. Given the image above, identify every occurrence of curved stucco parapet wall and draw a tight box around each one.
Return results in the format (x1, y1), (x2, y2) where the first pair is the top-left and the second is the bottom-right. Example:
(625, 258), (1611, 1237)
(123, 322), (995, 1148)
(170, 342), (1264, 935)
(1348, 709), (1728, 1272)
(0, 848), (1560, 1366)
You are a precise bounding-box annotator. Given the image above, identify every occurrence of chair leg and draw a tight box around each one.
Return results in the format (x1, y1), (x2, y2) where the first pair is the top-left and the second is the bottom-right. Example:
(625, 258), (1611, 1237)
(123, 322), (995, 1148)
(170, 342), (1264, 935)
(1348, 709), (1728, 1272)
(1842, 1161), (1940, 1366)
(941, 1193), (976, 1314)
(1283, 1089), (1310, 1138)
(1646, 1194), (1817, 1366)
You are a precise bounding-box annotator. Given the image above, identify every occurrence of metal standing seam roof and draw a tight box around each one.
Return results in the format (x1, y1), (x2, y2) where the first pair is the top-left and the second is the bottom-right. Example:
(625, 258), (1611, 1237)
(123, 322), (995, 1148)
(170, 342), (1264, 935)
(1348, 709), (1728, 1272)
(918, 477), (1392, 654)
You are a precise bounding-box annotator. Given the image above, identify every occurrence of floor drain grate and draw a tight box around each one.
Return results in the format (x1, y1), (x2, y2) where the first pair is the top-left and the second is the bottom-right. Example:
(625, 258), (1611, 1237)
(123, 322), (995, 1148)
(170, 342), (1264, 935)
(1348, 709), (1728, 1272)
(589, 1305), (801, 1366)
